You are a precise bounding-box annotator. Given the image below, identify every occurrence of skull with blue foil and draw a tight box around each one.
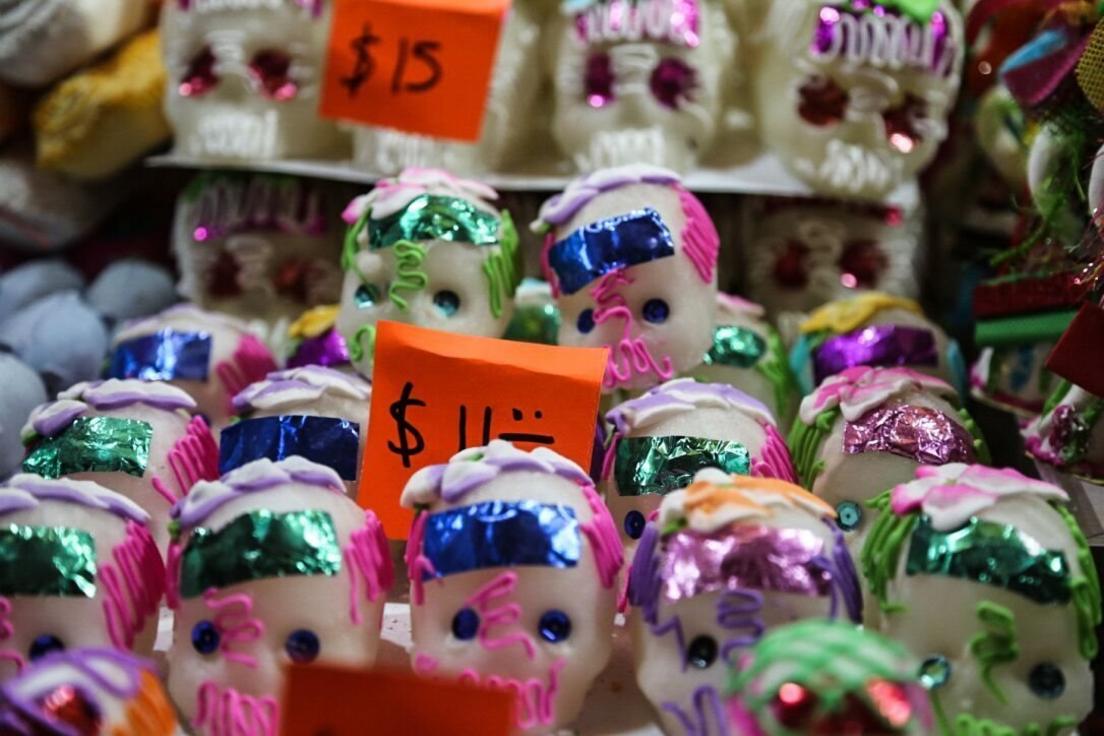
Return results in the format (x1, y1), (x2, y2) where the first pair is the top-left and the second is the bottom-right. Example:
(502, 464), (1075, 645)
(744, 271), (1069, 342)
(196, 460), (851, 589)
(401, 440), (623, 733)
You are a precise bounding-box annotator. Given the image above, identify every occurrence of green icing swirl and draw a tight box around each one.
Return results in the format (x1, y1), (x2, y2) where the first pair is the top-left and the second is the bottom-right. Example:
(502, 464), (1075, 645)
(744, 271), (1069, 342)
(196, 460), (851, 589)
(787, 406), (840, 490)
(387, 240), (429, 310)
(482, 210), (522, 319)
(756, 328), (799, 424)
(968, 602), (1019, 704)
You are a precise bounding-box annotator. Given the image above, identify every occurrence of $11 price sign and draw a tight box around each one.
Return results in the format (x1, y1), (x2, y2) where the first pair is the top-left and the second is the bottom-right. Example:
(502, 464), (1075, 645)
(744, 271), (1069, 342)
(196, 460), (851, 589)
(361, 321), (608, 539)
(319, 0), (510, 142)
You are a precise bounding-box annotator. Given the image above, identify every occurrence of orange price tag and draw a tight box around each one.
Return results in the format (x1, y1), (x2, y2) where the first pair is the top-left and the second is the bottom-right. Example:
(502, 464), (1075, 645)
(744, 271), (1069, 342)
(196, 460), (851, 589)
(360, 321), (607, 539)
(280, 664), (514, 736)
(320, 0), (509, 142)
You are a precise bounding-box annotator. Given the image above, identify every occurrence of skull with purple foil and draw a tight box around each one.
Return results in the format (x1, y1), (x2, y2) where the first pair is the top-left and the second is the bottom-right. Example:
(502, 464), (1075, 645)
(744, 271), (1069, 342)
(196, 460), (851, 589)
(748, 0), (963, 200)
(402, 441), (623, 733)
(533, 166), (720, 393)
(160, 0), (346, 162)
(626, 469), (862, 736)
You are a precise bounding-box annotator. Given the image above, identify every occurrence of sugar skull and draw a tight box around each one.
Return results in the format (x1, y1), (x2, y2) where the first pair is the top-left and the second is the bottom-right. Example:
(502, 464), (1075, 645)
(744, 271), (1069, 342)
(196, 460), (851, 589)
(742, 195), (923, 316)
(402, 441), (623, 733)
(166, 457), (392, 735)
(222, 366), (371, 498)
(726, 619), (936, 734)
(0, 475), (164, 681)
(0, 648), (176, 735)
(20, 379), (220, 553)
(970, 343), (1056, 418)
(534, 166), (720, 393)
(862, 464), (1101, 734)
(159, 0), (346, 161)
(504, 279), (561, 346)
(172, 172), (344, 324)
(1024, 381), (1104, 484)
(790, 292), (962, 395)
(626, 470), (862, 736)
(107, 304), (278, 430)
(0, 353), (46, 480)
(337, 168), (522, 376)
(688, 293), (798, 427)
(603, 378), (797, 556)
(748, 0), (963, 200)
(285, 305), (355, 373)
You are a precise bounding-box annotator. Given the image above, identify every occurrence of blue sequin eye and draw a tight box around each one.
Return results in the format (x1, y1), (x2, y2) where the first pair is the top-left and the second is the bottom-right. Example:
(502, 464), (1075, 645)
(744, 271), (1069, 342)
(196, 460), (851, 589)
(285, 629), (320, 663)
(642, 298), (669, 324)
(28, 635), (64, 660)
(538, 610), (572, 643)
(624, 510), (646, 540)
(191, 620), (220, 655)
(687, 635), (718, 669)
(577, 308), (595, 334)
(1028, 663), (1064, 699)
(433, 290), (461, 316)
(919, 655), (950, 689)
(452, 608), (479, 640)
(836, 501), (862, 531)
(355, 284), (380, 308)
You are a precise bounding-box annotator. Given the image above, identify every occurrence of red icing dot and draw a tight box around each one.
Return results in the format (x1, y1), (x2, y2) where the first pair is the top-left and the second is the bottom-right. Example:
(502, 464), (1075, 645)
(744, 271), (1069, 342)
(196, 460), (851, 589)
(650, 57), (697, 110)
(250, 50), (298, 101)
(798, 74), (849, 126)
(838, 239), (887, 289)
(773, 240), (810, 289)
(584, 53), (615, 108)
(883, 94), (928, 153)
(179, 47), (218, 97)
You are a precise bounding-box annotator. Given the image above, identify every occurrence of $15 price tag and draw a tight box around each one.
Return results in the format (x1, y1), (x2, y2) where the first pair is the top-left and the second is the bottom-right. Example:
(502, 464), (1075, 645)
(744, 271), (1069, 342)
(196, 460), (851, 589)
(361, 321), (607, 539)
(319, 0), (510, 142)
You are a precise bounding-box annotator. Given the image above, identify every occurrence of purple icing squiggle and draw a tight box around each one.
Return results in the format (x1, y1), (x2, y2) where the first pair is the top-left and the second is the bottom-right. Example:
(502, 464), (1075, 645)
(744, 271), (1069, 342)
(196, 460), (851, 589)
(534, 166), (683, 231)
(31, 404), (86, 439)
(2, 476), (149, 524)
(606, 380), (773, 437)
(661, 686), (728, 736)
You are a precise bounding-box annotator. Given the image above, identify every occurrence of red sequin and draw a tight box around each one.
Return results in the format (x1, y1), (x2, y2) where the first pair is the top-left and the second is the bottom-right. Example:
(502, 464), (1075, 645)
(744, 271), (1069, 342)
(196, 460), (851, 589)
(838, 239), (887, 289)
(883, 94), (927, 153)
(798, 75), (849, 126)
(179, 47), (218, 97)
(250, 50), (298, 101)
(773, 240), (810, 289)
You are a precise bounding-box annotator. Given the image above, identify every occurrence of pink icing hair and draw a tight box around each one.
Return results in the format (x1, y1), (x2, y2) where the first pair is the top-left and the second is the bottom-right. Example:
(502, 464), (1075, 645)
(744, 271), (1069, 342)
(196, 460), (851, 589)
(579, 485), (624, 590)
(458, 659), (565, 730)
(750, 423), (798, 483)
(164, 541), (183, 610)
(405, 510), (437, 606)
(0, 598), (24, 673)
(195, 681), (279, 736)
(591, 270), (675, 389)
(216, 336), (277, 416)
(343, 510), (394, 625)
(202, 589), (265, 669)
(152, 415), (220, 504)
(101, 521), (165, 650)
(466, 572), (538, 660)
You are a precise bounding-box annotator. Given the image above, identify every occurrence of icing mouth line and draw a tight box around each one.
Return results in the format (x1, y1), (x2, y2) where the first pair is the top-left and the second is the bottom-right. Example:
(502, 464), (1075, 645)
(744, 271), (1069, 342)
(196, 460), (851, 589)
(457, 658), (566, 730)
(194, 681), (279, 736)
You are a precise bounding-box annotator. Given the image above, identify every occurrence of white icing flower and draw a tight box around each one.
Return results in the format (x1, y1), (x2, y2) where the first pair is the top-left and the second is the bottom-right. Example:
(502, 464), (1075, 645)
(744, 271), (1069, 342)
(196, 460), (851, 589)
(800, 365), (955, 424)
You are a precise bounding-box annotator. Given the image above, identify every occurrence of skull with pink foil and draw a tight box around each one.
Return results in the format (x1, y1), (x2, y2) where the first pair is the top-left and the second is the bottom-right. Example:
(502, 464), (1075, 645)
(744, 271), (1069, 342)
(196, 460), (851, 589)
(748, 0), (963, 200)
(0, 475), (164, 682)
(533, 166), (720, 393)
(166, 457), (392, 736)
(626, 470), (862, 736)
(402, 441), (623, 733)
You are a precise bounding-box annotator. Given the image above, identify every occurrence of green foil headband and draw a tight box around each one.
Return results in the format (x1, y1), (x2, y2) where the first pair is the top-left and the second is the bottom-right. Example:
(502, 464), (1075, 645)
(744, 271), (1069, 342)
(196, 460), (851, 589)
(369, 195), (502, 250)
(0, 524), (97, 598)
(906, 516), (1072, 605)
(23, 417), (152, 479)
(179, 509), (342, 598)
(614, 435), (751, 496)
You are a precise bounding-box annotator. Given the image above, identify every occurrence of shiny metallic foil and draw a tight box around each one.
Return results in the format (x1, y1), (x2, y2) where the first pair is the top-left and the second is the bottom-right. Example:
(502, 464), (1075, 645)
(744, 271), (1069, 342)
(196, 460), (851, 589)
(548, 208), (675, 295)
(703, 325), (766, 369)
(843, 404), (975, 465)
(0, 524), (97, 598)
(422, 500), (581, 580)
(660, 525), (831, 602)
(369, 195), (501, 250)
(615, 435), (750, 496)
(812, 325), (937, 385)
(23, 417), (153, 479)
(218, 415), (360, 480)
(504, 303), (561, 345)
(107, 329), (212, 381)
(905, 516), (1071, 605)
(179, 509), (342, 598)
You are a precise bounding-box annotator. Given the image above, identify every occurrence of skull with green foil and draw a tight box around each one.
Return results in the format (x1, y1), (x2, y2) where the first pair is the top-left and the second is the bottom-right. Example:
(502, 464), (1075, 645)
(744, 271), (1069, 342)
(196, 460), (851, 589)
(862, 463), (1101, 735)
(336, 168), (522, 376)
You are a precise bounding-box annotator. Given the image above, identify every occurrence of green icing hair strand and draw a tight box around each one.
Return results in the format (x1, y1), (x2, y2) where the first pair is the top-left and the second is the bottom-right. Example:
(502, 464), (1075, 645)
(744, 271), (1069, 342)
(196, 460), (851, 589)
(968, 601), (1018, 704)
(956, 406), (992, 465)
(860, 490), (916, 614)
(755, 328), (799, 424)
(787, 406), (839, 489)
(387, 240), (429, 310)
(482, 209), (522, 319)
(1053, 503), (1102, 659)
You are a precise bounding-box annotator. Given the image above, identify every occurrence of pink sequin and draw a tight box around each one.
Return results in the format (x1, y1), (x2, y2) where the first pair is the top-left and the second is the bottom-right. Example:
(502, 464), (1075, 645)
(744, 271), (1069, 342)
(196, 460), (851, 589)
(249, 50), (298, 102)
(584, 53), (615, 108)
(179, 47), (217, 97)
(101, 522), (164, 650)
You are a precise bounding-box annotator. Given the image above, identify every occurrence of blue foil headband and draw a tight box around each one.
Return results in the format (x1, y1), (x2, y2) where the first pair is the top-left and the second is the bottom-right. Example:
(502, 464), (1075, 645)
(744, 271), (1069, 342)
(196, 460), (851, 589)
(548, 208), (676, 295)
(218, 415), (361, 480)
(107, 329), (212, 381)
(422, 500), (582, 581)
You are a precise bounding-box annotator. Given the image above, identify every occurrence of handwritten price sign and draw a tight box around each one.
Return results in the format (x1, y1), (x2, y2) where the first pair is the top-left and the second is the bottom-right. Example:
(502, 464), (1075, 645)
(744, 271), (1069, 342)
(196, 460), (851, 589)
(362, 321), (607, 539)
(320, 0), (510, 141)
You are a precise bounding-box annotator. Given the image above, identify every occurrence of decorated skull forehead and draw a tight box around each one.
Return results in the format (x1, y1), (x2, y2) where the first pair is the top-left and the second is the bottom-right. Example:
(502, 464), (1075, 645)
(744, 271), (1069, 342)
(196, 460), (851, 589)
(0, 475), (163, 682)
(401, 440), (622, 733)
(172, 171), (343, 323)
(336, 168), (522, 376)
(750, 0), (963, 200)
(862, 464), (1102, 734)
(167, 457), (392, 736)
(545, 0), (736, 171)
(160, 0), (346, 162)
(626, 470), (862, 736)
(0, 648), (176, 736)
(726, 619), (936, 735)
(970, 343), (1056, 418)
(285, 304), (353, 372)
(1024, 381), (1104, 483)
(20, 379), (219, 552)
(221, 366), (371, 496)
(107, 304), (277, 429)
(534, 166), (720, 393)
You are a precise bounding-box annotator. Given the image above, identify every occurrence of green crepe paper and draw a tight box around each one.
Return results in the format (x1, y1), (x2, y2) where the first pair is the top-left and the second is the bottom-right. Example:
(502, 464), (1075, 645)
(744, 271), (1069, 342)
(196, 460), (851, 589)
(0, 525), (97, 598)
(23, 417), (152, 479)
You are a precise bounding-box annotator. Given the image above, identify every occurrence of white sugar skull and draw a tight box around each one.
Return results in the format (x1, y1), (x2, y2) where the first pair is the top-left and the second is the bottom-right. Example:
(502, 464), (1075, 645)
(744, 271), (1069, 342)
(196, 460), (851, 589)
(863, 464), (1100, 734)
(534, 166), (720, 393)
(337, 168), (522, 375)
(21, 380), (220, 553)
(545, 0), (735, 170)
(160, 0), (346, 162)
(626, 470), (862, 735)
(603, 378), (797, 556)
(107, 304), (278, 430)
(166, 457), (392, 735)
(173, 172), (344, 324)
(1024, 382), (1104, 483)
(0, 475), (164, 682)
(970, 343), (1057, 418)
(749, 0), (963, 200)
(742, 195), (923, 316)
(402, 441), (623, 733)
(224, 366), (371, 498)
(0, 648), (177, 735)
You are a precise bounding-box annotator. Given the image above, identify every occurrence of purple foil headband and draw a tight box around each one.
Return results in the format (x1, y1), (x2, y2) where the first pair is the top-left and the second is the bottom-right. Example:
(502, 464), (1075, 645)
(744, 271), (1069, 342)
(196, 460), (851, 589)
(287, 328), (351, 369)
(813, 325), (937, 385)
(844, 404), (975, 466)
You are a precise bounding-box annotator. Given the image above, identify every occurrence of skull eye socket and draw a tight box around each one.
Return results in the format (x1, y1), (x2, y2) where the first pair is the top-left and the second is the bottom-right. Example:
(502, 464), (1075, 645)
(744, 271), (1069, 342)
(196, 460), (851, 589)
(249, 49), (299, 101)
(797, 74), (849, 126)
(179, 46), (219, 97)
(584, 53), (615, 108)
(837, 239), (887, 289)
(649, 58), (697, 110)
(883, 93), (928, 154)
